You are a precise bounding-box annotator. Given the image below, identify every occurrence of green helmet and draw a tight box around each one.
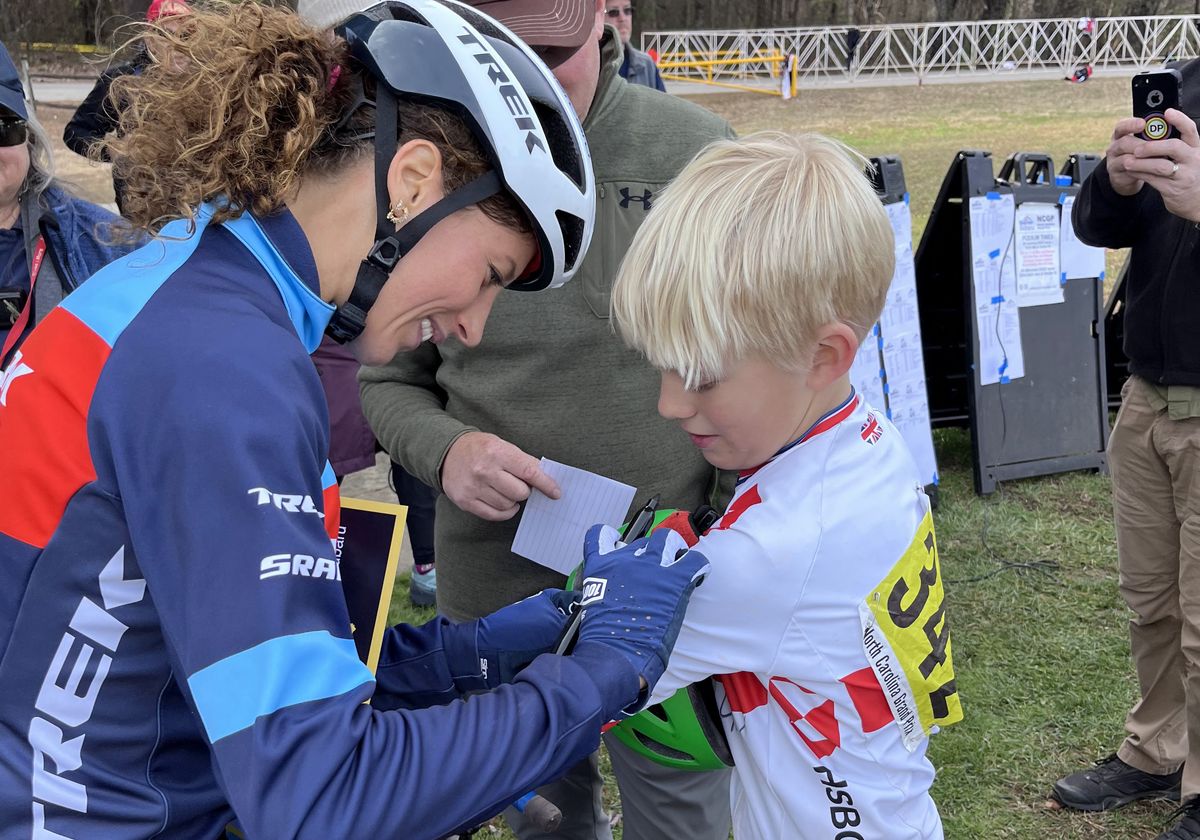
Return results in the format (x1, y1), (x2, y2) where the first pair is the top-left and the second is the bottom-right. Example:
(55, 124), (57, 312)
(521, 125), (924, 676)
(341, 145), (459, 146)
(605, 507), (735, 771)
(610, 678), (734, 771)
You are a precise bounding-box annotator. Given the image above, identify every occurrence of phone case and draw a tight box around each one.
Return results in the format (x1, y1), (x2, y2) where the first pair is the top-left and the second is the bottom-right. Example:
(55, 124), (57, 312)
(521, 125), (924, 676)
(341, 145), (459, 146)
(1133, 69), (1183, 141)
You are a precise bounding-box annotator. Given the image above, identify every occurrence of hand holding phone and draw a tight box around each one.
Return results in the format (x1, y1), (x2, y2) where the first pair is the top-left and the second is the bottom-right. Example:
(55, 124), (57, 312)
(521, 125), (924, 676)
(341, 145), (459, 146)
(1133, 69), (1183, 141)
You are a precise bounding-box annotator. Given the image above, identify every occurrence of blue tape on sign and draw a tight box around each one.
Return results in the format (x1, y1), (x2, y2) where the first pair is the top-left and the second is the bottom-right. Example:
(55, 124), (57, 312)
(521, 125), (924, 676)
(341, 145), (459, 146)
(932, 473), (940, 486)
(883, 383), (891, 394)
(873, 324), (880, 336)
(886, 408), (894, 419)
(989, 248), (1001, 259)
(1100, 270), (1106, 281)
(1058, 191), (1069, 205)
(991, 295), (1004, 304)
(879, 368), (886, 379)
(986, 191), (1001, 200)
(999, 359), (1009, 374)
(1000, 375), (1011, 384)
(903, 192), (910, 205)
(1061, 271), (1068, 285)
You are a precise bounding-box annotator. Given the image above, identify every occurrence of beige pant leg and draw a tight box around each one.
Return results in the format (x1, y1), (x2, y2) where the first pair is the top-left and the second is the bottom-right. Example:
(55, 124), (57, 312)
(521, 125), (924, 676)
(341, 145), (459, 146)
(1113, 377), (1188, 777)
(1158, 398), (1200, 798)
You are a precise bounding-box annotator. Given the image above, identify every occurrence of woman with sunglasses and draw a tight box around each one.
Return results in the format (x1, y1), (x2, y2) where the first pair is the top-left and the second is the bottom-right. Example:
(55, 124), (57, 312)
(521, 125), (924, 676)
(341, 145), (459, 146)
(0, 41), (134, 367)
(0, 2), (709, 838)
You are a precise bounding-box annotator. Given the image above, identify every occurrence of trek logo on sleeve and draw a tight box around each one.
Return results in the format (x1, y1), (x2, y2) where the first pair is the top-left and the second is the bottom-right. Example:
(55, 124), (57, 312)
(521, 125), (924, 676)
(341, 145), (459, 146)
(259, 553), (342, 581)
(858, 509), (962, 750)
(579, 577), (607, 606)
(247, 487), (325, 518)
(29, 545), (146, 832)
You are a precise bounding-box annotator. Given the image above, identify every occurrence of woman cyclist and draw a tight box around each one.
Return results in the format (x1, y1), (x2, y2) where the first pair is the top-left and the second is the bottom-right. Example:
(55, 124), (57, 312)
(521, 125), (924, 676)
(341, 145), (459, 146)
(0, 2), (707, 837)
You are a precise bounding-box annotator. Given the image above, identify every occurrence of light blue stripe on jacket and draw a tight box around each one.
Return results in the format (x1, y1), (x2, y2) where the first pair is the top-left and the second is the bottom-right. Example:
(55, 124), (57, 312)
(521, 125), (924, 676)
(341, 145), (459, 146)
(188, 630), (374, 743)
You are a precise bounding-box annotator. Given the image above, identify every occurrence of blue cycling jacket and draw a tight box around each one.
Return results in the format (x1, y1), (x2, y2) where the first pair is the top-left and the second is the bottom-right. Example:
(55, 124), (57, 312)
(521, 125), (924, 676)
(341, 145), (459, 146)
(0, 206), (632, 839)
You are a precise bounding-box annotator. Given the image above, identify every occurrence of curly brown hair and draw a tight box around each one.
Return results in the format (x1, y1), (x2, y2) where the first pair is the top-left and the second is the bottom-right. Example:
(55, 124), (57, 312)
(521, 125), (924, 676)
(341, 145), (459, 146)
(105, 1), (529, 237)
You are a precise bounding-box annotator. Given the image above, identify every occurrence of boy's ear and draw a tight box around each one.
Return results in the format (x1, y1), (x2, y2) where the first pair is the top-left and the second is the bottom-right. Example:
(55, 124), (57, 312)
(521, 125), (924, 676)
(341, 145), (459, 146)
(806, 323), (859, 392)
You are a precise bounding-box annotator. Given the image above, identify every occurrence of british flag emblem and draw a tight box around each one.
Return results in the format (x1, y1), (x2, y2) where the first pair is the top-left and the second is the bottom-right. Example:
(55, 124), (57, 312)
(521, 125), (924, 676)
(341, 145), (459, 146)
(860, 415), (882, 445)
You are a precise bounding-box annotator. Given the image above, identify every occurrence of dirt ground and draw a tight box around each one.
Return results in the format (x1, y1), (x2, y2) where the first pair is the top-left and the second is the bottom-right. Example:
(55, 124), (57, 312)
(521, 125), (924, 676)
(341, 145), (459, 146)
(36, 102), (118, 204)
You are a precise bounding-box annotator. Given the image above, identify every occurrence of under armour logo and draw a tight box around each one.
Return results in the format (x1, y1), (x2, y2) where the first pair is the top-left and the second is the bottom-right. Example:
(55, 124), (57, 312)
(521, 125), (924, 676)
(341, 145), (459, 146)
(0, 349), (33, 406)
(619, 188), (653, 210)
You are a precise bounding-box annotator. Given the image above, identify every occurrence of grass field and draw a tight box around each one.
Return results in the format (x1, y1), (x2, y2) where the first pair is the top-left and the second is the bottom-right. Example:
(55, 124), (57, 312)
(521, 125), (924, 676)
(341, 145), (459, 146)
(48, 75), (1165, 838)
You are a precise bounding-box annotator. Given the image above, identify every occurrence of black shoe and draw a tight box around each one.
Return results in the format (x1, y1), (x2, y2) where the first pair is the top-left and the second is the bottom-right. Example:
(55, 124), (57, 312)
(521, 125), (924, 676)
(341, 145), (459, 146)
(1052, 754), (1182, 812)
(1157, 800), (1200, 840)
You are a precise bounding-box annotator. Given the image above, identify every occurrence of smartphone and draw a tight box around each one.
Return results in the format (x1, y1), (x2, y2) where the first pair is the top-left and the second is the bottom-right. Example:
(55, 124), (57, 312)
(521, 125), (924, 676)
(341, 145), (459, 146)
(1132, 69), (1182, 141)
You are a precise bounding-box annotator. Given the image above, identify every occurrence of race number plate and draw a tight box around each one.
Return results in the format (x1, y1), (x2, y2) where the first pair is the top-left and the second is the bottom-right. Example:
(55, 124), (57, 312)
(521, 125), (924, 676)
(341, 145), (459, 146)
(858, 508), (962, 750)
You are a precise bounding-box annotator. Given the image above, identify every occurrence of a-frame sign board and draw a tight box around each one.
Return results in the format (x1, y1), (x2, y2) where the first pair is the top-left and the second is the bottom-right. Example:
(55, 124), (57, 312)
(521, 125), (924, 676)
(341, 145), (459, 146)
(914, 150), (1109, 495)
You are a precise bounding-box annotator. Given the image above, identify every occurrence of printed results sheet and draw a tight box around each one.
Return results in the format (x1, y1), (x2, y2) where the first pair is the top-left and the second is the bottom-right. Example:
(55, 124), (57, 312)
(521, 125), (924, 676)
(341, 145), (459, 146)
(968, 193), (1025, 386)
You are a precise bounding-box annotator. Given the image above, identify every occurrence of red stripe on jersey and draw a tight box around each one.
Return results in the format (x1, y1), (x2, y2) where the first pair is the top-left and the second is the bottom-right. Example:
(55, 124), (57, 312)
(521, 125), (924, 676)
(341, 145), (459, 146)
(323, 481), (341, 541)
(0, 309), (108, 548)
(799, 394), (860, 445)
(737, 393), (860, 480)
(713, 484), (761, 533)
(840, 666), (894, 734)
(718, 672), (768, 714)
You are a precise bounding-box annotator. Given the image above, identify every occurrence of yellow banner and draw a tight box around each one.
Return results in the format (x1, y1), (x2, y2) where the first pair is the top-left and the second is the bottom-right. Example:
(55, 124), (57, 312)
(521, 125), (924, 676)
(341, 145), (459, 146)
(861, 510), (961, 748)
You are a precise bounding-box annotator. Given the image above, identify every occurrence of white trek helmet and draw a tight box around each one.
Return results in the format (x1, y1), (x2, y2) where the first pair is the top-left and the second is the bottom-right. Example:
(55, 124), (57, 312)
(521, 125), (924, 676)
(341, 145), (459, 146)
(324, 0), (595, 342)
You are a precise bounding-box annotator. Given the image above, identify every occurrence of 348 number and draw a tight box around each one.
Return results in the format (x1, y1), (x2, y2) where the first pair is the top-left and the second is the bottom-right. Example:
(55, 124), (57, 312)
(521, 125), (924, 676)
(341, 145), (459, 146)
(885, 530), (958, 719)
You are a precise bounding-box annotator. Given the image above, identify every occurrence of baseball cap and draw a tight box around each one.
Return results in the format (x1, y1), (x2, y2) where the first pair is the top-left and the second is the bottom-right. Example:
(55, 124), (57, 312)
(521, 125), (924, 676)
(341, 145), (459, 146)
(0, 42), (28, 121)
(295, 0), (371, 29)
(296, 0), (594, 48)
(460, 0), (594, 48)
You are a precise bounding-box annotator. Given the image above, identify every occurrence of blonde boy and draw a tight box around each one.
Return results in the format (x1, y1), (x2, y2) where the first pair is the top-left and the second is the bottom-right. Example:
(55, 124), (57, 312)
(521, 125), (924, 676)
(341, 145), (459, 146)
(611, 132), (961, 839)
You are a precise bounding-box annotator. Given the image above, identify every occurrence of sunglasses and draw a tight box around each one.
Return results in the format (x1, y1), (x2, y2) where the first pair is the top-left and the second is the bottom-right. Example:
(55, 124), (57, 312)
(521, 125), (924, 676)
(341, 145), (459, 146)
(0, 119), (27, 148)
(605, 5), (634, 18)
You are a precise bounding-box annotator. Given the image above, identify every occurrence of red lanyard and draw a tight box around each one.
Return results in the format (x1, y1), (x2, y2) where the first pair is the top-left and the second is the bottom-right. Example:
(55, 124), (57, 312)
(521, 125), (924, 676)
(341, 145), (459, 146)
(1, 235), (48, 366)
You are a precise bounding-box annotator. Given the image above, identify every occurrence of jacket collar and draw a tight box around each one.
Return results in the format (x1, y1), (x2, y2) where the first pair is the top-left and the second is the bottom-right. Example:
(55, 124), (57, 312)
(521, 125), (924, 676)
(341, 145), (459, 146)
(584, 27), (626, 134)
(217, 206), (334, 353)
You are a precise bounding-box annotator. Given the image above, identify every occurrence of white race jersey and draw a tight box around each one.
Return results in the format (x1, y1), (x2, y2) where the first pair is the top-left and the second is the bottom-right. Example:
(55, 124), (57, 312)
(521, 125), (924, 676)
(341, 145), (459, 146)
(650, 392), (961, 839)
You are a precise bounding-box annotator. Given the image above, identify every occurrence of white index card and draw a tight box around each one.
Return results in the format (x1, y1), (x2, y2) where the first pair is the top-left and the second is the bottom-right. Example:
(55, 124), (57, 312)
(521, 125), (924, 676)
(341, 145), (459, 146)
(511, 459), (638, 575)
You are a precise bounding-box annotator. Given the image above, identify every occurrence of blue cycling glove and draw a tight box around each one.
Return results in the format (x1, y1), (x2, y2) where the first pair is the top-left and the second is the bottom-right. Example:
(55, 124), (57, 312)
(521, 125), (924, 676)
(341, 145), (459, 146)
(571, 524), (710, 718)
(444, 589), (580, 694)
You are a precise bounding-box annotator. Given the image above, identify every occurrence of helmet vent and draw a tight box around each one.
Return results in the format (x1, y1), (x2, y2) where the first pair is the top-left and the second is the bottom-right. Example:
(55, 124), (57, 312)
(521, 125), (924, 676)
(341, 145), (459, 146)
(633, 729), (694, 762)
(556, 210), (584, 271)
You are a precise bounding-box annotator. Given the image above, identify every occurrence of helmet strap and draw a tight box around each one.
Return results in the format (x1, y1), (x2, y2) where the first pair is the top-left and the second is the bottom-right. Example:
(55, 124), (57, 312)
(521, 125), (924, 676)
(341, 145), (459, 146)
(326, 84), (505, 344)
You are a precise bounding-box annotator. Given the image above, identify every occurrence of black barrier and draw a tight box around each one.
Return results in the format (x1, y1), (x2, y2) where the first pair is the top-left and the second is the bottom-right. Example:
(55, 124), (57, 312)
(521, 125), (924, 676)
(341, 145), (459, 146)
(914, 150), (1109, 495)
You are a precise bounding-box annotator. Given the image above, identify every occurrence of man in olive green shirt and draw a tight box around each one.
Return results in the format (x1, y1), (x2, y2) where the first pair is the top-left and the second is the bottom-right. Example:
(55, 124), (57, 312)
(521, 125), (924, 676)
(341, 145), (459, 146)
(360, 2), (734, 838)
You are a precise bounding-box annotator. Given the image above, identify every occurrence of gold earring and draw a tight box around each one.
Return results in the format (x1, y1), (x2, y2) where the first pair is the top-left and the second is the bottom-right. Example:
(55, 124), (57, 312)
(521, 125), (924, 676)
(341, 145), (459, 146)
(386, 202), (410, 226)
